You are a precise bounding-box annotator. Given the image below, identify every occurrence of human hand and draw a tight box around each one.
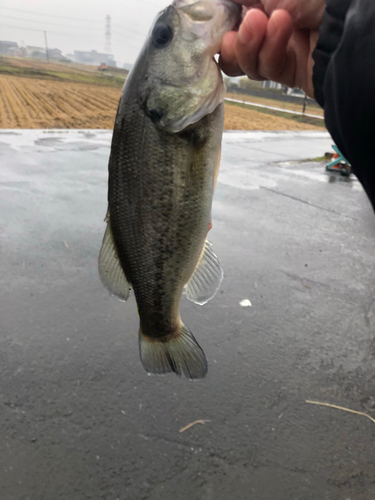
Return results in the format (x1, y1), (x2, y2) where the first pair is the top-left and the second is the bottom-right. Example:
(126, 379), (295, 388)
(219, 0), (326, 98)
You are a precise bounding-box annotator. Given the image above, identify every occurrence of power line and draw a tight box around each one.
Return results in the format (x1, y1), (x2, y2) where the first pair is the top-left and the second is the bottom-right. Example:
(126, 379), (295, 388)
(112, 37), (143, 51)
(0, 22), (143, 45)
(0, 22), (144, 51)
(112, 28), (146, 44)
(112, 23), (148, 38)
(0, 4), (164, 26)
(0, 6), (103, 23)
(0, 23), (44, 33)
(0, 14), (147, 41)
(1, 14), (97, 28)
(132, 0), (168, 7)
(0, 23), (106, 43)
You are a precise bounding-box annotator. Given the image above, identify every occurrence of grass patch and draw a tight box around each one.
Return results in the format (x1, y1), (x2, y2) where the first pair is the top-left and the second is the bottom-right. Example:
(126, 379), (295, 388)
(299, 156), (327, 163)
(0, 61), (125, 88)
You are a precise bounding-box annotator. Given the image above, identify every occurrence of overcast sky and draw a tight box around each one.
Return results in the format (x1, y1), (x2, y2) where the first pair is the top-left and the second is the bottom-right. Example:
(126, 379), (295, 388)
(0, 0), (172, 67)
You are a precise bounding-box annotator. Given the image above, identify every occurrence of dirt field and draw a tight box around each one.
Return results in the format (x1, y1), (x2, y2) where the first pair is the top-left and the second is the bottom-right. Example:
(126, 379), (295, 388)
(0, 75), (121, 128)
(1, 57), (100, 76)
(224, 103), (322, 131)
(0, 74), (322, 131)
(226, 91), (324, 117)
(0, 56), (127, 87)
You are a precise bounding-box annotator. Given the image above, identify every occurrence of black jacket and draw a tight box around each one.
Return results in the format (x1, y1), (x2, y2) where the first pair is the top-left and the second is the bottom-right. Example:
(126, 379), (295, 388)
(313, 0), (375, 210)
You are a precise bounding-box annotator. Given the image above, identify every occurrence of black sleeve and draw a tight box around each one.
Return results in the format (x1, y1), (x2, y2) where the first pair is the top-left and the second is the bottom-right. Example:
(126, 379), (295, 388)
(313, 0), (375, 211)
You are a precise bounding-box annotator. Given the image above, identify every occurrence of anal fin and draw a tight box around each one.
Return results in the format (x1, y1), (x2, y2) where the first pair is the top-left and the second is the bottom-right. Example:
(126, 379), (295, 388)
(98, 219), (131, 301)
(185, 240), (223, 306)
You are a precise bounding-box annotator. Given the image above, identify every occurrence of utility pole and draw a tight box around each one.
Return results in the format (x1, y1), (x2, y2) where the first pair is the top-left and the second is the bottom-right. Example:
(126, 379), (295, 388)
(44, 31), (49, 63)
(302, 93), (307, 115)
(105, 15), (111, 54)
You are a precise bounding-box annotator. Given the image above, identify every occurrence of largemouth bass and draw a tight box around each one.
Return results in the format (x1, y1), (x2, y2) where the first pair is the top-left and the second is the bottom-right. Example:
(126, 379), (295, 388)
(99, 0), (240, 379)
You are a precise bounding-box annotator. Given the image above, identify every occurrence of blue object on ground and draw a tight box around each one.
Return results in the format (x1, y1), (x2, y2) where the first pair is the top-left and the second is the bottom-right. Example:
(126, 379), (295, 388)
(326, 144), (351, 176)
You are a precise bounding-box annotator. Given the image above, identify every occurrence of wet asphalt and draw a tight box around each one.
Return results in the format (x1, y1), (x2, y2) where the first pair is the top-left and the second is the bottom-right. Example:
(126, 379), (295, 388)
(1, 129), (375, 500)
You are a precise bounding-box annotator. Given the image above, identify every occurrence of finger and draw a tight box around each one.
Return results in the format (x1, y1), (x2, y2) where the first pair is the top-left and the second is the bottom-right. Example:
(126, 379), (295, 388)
(257, 9), (294, 82)
(247, 0), (325, 29)
(287, 28), (313, 94)
(306, 30), (319, 97)
(220, 31), (244, 77)
(234, 8), (269, 81)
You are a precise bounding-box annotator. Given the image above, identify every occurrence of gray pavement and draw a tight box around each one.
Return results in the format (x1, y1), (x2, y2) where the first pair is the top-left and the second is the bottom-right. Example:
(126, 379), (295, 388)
(1, 129), (375, 500)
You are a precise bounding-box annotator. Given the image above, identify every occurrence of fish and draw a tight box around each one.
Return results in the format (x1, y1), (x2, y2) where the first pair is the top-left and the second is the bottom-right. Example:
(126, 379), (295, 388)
(99, 0), (241, 379)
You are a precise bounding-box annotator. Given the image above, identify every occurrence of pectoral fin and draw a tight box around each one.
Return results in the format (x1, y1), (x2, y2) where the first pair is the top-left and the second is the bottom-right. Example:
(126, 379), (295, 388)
(185, 240), (223, 306)
(98, 219), (131, 301)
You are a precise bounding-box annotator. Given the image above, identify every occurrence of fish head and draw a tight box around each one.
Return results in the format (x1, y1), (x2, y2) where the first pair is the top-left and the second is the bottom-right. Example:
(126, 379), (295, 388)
(172, 0), (241, 53)
(138, 0), (241, 133)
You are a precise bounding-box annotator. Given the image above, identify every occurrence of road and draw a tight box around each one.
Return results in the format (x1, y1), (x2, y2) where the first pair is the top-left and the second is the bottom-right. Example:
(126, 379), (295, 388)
(1, 129), (375, 500)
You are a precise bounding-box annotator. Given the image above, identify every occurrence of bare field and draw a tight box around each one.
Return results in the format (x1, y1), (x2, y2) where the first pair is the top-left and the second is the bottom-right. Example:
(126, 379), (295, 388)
(226, 91), (325, 117)
(224, 103), (322, 131)
(0, 56), (127, 87)
(0, 75), (121, 129)
(0, 75), (322, 131)
(1, 56), (100, 75)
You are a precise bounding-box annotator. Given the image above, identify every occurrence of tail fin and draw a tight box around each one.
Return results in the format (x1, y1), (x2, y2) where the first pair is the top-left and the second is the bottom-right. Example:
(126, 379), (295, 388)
(139, 325), (207, 380)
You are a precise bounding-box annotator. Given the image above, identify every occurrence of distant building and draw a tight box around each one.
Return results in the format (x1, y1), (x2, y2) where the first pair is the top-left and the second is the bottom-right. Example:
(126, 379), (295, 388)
(123, 63), (133, 71)
(263, 81), (283, 90)
(225, 77), (240, 88)
(12, 48), (24, 58)
(25, 45), (46, 59)
(0, 41), (19, 55)
(74, 50), (116, 67)
(286, 88), (305, 97)
(47, 48), (62, 60)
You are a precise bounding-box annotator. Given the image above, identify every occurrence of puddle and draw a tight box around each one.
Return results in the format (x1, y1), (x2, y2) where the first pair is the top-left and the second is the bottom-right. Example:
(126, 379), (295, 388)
(35, 138), (64, 147)
(218, 170), (277, 190)
(327, 173), (361, 190)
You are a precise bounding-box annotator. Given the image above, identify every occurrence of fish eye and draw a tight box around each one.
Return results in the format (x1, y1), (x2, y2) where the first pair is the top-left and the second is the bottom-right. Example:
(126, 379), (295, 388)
(152, 23), (173, 48)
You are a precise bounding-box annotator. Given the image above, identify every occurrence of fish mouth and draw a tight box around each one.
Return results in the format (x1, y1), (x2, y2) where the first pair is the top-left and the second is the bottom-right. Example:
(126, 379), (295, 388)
(141, 0), (241, 133)
(173, 0), (240, 11)
(176, 0), (241, 22)
(218, 1), (242, 35)
(174, 0), (241, 56)
(220, 0), (243, 17)
(227, 1), (243, 31)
